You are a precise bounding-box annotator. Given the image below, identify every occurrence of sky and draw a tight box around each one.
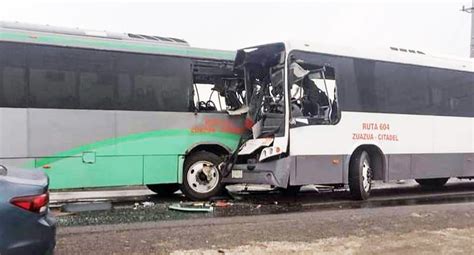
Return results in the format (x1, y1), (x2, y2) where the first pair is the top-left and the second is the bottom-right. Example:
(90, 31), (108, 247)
(1, 0), (473, 58)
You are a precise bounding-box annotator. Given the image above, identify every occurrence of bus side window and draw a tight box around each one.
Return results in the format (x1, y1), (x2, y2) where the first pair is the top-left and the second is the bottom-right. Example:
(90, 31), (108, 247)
(193, 83), (227, 112)
(291, 65), (340, 125)
(29, 68), (77, 109)
(0, 43), (28, 108)
(79, 72), (116, 110)
(1, 67), (27, 107)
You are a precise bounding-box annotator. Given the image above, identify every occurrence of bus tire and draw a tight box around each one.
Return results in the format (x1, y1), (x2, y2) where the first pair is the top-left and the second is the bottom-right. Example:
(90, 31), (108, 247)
(147, 184), (180, 196)
(415, 178), (449, 187)
(181, 151), (224, 201)
(349, 150), (373, 200)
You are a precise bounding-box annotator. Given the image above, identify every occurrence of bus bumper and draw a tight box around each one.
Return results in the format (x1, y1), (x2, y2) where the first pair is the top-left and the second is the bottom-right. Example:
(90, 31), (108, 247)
(222, 157), (295, 188)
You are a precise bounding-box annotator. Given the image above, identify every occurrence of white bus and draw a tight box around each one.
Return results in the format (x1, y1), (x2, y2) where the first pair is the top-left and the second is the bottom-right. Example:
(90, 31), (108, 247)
(221, 42), (474, 200)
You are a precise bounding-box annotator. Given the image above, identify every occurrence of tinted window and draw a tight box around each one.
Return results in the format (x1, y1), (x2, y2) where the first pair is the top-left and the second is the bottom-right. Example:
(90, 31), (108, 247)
(115, 52), (193, 111)
(1, 67), (27, 107)
(0, 42), (193, 111)
(290, 50), (473, 117)
(79, 72), (116, 109)
(64, 48), (117, 110)
(353, 59), (379, 111)
(27, 45), (78, 109)
(374, 61), (431, 114)
(116, 73), (133, 109)
(428, 68), (473, 116)
(0, 43), (27, 107)
(29, 68), (77, 108)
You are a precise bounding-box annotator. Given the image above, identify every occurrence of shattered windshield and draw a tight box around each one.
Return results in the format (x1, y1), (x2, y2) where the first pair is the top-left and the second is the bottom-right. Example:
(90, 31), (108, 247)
(247, 67), (285, 121)
(233, 44), (287, 138)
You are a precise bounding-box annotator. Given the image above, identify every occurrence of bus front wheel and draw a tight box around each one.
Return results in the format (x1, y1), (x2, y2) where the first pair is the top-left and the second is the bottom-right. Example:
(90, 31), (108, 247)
(181, 151), (224, 201)
(349, 150), (373, 200)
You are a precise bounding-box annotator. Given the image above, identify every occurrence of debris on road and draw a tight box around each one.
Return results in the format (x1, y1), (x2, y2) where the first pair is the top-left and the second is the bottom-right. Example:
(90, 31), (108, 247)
(132, 201), (155, 210)
(213, 200), (233, 208)
(133, 202), (139, 210)
(141, 201), (155, 208)
(169, 202), (214, 212)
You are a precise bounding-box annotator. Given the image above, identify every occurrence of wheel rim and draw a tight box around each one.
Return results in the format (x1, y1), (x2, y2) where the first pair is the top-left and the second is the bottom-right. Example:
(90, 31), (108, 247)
(186, 160), (219, 194)
(362, 159), (372, 192)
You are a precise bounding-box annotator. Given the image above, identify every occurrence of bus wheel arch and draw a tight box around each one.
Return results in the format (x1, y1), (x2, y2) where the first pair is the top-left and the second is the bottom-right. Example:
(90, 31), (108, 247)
(186, 143), (231, 158)
(348, 145), (386, 200)
(350, 145), (387, 181)
(147, 183), (180, 196)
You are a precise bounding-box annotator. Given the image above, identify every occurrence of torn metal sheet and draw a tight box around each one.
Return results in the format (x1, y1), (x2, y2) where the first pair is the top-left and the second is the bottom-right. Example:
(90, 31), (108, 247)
(168, 202), (213, 212)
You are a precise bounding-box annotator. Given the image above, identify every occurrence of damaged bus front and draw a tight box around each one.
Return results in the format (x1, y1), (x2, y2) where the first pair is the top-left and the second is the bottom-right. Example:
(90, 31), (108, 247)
(221, 40), (474, 201)
(221, 42), (341, 192)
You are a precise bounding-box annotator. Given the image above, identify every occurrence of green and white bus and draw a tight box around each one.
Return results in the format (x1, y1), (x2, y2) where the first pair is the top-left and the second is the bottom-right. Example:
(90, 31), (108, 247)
(0, 21), (243, 200)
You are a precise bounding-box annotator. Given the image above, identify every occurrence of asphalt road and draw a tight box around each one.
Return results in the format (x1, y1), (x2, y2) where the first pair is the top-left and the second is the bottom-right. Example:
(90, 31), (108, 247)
(53, 180), (474, 227)
(56, 197), (474, 254)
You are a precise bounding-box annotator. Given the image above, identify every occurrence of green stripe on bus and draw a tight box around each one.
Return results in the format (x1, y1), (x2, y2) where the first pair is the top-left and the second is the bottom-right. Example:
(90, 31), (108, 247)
(37, 128), (240, 189)
(34, 128), (240, 167)
(0, 30), (236, 60)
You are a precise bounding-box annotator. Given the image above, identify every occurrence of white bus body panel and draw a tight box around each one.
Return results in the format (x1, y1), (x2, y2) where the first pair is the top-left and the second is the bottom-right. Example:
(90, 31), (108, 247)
(0, 108), (28, 158)
(290, 111), (473, 156)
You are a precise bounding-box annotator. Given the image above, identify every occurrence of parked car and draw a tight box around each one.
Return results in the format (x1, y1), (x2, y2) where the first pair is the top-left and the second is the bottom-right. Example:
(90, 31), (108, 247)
(0, 165), (56, 255)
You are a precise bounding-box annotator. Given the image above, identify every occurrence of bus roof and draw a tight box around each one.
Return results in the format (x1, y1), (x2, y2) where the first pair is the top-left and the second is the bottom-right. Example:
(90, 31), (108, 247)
(0, 21), (236, 61)
(284, 41), (474, 73)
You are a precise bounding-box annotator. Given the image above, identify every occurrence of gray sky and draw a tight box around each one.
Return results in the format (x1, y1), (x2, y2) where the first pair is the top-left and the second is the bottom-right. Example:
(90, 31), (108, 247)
(1, 0), (472, 58)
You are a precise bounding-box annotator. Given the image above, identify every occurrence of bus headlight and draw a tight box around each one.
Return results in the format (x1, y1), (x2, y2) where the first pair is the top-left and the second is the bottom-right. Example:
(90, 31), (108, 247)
(259, 146), (282, 162)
